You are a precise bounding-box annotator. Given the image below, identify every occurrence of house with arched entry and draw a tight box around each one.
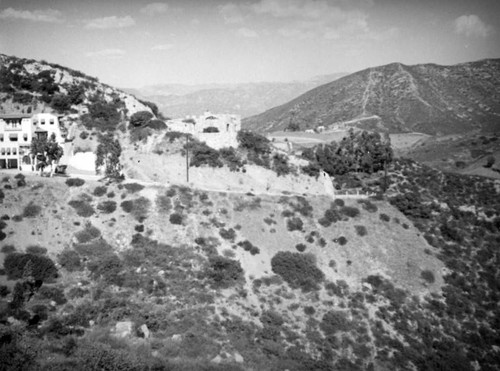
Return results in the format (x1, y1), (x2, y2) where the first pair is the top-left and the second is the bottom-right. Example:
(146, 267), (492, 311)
(0, 113), (64, 170)
(167, 110), (241, 149)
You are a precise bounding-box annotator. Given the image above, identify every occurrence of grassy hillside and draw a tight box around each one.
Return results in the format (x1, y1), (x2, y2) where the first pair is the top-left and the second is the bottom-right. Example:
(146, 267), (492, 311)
(243, 59), (500, 135)
(1, 161), (499, 370)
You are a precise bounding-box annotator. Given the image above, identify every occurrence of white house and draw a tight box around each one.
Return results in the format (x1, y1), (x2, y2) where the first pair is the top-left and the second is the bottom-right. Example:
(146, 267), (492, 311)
(167, 111), (241, 149)
(0, 113), (64, 170)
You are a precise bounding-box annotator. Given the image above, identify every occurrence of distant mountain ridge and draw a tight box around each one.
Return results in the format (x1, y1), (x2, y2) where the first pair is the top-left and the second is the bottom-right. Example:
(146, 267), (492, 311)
(124, 73), (347, 119)
(243, 59), (500, 135)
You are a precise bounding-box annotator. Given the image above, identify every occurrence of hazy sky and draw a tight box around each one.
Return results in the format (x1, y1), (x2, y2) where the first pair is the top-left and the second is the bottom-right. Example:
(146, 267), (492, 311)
(1, 0), (499, 87)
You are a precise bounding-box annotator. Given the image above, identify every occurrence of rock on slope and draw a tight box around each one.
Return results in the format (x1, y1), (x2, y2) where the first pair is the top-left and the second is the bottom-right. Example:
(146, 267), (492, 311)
(243, 59), (500, 135)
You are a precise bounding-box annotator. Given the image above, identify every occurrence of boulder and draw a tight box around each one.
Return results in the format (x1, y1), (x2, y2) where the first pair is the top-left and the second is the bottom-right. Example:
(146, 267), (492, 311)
(114, 321), (133, 338)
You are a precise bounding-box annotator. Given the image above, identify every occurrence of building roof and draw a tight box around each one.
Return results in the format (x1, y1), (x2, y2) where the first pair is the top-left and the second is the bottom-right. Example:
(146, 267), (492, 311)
(0, 114), (32, 119)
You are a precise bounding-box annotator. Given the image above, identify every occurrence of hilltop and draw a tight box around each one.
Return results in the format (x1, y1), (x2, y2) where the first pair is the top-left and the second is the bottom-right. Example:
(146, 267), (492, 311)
(0, 54), (156, 119)
(243, 59), (500, 135)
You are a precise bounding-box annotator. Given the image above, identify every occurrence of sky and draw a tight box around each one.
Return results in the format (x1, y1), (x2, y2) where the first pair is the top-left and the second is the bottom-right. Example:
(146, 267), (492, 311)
(0, 0), (499, 88)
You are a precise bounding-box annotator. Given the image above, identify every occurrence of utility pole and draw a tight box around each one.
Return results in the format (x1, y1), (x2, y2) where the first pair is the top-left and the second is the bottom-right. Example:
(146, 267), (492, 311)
(186, 134), (190, 183)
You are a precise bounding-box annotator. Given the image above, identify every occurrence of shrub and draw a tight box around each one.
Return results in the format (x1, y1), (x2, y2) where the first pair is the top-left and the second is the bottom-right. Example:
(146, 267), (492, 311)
(37, 286), (67, 305)
(134, 224), (144, 232)
(355, 225), (368, 236)
(22, 202), (42, 218)
(0, 285), (10, 297)
(74, 223), (101, 243)
(123, 183), (144, 193)
(66, 178), (85, 187)
(96, 200), (117, 214)
(287, 217), (304, 232)
(271, 251), (324, 291)
(273, 153), (292, 176)
(156, 193), (172, 214)
(237, 240), (260, 255)
(379, 213), (390, 222)
(120, 197), (151, 221)
(169, 213), (183, 225)
(333, 199), (345, 207)
(92, 186), (107, 196)
(336, 236), (348, 246)
(296, 243), (307, 252)
(320, 310), (350, 335)
(358, 199), (378, 213)
(68, 200), (95, 217)
(421, 270), (435, 284)
(318, 205), (343, 227)
(237, 130), (271, 154)
(219, 147), (244, 171)
(189, 141), (223, 168)
(58, 249), (82, 272)
(219, 228), (236, 241)
(25, 245), (47, 255)
(341, 206), (360, 218)
(4, 253), (58, 282)
(1, 244), (16, 254)
(204, 256), (245, 288)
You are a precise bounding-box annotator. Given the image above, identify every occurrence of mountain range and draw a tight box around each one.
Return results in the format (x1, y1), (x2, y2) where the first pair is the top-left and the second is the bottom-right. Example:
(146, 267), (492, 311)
(243, 59), (500, 135)
(124, 73), (347, 119)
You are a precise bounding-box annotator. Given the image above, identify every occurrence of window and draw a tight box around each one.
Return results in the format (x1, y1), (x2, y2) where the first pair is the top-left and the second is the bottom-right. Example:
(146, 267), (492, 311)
(50, 119), (55, 125)
(12, 147), (17, 155)
(1, 148), (5, 155)
(9, 134), (18, 142)
(23, 133), (28, 141)
(41, 119), (45, 125)
(6, 148), (11, 155)
(0, 134), (3, 142)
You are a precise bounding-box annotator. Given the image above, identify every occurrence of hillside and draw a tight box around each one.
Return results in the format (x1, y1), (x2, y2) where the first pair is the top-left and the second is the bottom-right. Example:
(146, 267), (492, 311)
(1, 158), (499, 370)
(243, 59), (500, 135)
(127, 73), (347, 119)
(0, 54), (154, 119)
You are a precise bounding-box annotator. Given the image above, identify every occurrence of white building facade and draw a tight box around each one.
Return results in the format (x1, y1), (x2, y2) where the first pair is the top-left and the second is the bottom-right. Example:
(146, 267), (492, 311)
(0, 113), (64, 170)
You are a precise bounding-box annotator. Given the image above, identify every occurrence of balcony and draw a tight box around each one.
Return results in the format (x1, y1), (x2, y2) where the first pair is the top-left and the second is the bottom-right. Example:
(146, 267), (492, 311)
(3, 125), (22, 132)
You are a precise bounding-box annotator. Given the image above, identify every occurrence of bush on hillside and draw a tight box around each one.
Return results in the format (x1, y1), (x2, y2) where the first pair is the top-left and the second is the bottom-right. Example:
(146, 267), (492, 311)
(4, 253), (58, 282)
(58, 249), (82, 272)
(287, 217), (304, 232)
(271, 251), (324, 292)
(120, 197), (151, 221)
(74, 223), (101, 243)
(341, 206), (360, 218)
(97, 200), (117, 214)
(355, 225), (368, 236)
(25, 245), (47, 255)
(92, 186), (107, 196)
(189, 141), (223, 168)
(273, 153), (292, 176)
(123, 183), (144, 193)
(169, 213), (183, 225)
(68, 200), (95, 217)
(320, 310), (350, 335)
(130, 110), (153, 127)
(219, 147), (245, 171)
(66, 178), (85, 187)
(237, 130), (271, 154)
(204, 256), (245, 289)
(22, 202), (42, 218)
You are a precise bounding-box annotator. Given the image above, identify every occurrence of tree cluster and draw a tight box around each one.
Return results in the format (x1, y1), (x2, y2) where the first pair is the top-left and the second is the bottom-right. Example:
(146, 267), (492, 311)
(30, 133), (64, 173)
(302, 129), (393, 176)
(95, 133), (122, 179)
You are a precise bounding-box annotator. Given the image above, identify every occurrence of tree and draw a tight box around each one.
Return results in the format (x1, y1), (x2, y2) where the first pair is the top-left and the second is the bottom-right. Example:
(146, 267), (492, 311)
(95, 133), (122, 179)
(129, 111), (153, 127)
(30, 133), (63, 176)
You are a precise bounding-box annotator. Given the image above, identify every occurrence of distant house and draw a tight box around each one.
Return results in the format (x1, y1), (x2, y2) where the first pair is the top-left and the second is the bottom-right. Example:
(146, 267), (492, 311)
(167, 110), (241, 149)
(0, 113), (64, 170)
